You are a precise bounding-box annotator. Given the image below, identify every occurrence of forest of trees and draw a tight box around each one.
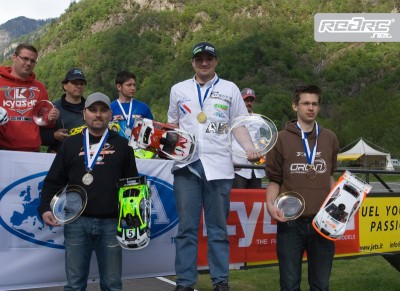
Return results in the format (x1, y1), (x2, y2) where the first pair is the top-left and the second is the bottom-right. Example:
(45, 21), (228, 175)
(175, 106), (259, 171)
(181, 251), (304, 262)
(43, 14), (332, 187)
(2, 0), (400, 157)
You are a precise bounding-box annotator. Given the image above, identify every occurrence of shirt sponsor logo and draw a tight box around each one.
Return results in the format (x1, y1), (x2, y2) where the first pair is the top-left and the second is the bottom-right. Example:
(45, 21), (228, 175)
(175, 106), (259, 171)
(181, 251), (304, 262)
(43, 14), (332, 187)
(205, 122), (229, 134)
(214, 112), (225, 118)
(290, 158), (328, 174)
(210, 92), (232, 103)
(214, 104), (228, 110)
(2, 86), (38, 114)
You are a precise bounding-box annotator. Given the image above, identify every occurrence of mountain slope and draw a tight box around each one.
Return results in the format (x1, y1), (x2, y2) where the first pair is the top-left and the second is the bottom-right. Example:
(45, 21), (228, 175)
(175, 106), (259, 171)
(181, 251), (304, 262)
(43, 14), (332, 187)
(0, 16), (52, 59)
(2, 0), (400, 156)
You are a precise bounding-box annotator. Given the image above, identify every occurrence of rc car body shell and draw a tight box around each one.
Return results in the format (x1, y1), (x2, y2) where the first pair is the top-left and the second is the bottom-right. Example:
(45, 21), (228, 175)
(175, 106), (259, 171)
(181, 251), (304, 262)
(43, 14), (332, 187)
(129, 116), (196, 162)
(116, 176), (151, 250)
(312, 170), (372, 241)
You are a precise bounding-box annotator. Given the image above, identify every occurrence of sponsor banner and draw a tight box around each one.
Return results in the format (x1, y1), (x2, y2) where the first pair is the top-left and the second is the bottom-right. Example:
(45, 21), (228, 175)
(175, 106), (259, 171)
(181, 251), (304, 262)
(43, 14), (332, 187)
(197, 189), (360, 266)
(359, 196), (400, 254)
(0, 151), (177, 290)
(314, 13), (400, 42)
(0, 151), (371, 289)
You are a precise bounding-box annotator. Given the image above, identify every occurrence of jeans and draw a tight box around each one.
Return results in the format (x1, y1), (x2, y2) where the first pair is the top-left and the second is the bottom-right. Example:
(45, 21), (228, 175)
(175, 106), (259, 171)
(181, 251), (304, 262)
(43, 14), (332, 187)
(64, 216), (122, 291)
(173, 160), (233, 287)
(277, 219), (335, 291)
(232, 173), (262, 189)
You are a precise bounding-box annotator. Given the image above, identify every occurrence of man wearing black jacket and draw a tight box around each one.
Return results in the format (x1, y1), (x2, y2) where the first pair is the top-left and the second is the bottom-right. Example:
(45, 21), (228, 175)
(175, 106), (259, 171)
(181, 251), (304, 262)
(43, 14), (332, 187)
(38, 92), (138, 291)
(41, 68), (87, 152)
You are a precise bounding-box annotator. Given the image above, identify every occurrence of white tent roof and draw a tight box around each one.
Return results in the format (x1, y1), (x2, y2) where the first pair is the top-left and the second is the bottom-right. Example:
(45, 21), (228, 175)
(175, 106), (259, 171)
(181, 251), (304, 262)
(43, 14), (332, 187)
(338, 138), (394, 170)
(338, 138), (388, 159)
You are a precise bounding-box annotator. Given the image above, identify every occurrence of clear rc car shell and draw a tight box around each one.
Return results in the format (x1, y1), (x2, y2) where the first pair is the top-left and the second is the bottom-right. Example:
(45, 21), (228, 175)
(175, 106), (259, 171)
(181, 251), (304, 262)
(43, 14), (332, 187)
(117, 176), (151, 250)
(312, 170), (372, 241)
(129, 116), (196, 162)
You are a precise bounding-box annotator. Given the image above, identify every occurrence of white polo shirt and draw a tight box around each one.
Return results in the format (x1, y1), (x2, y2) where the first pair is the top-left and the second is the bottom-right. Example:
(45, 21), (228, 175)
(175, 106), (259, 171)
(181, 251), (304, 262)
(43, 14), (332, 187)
(168, 74), (247, 181)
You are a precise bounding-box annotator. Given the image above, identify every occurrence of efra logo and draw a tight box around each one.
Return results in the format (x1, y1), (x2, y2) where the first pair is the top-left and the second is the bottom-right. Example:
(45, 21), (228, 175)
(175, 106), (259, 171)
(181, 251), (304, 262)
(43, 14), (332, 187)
(0, 172), (178, 249)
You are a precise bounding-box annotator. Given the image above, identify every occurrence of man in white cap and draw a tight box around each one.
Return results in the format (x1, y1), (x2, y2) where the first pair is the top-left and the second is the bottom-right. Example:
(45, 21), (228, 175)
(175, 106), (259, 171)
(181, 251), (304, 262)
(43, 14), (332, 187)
(232, 88), (266, 188)
(38, 92), (138, 291)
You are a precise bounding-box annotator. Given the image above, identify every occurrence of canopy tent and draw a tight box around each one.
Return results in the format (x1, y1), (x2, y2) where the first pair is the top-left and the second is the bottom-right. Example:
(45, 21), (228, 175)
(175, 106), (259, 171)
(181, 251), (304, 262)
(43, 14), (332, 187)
(338, 138), (394, 171)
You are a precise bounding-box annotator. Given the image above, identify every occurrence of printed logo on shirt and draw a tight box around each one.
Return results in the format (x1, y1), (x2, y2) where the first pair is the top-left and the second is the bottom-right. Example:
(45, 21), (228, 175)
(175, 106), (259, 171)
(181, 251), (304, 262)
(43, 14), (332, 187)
(210, 92), (232, 104)
(214, 103), (228, 110)
(2, 86), (38, 114)
(214, 112), (226, 118)
(289, 158), (328, 175)
(177, 98), (192, 114)
(205, 122), (229, 134)
(78, 142), (116, 163)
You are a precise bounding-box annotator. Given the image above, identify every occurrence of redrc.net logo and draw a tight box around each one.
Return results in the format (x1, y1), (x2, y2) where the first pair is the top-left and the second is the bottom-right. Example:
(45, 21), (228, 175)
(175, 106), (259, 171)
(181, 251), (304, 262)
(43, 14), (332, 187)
(314, 13), (400, 42)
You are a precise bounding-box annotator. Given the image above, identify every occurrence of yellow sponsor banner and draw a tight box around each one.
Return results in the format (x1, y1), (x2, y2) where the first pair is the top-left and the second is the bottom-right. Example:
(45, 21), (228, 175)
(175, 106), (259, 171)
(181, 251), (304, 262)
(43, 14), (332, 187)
(359, 196), (400, 254)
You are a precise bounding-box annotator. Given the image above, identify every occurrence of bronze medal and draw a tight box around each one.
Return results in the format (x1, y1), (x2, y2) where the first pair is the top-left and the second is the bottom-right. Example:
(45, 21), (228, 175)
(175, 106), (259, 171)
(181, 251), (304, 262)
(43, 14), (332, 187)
(197, 111), (207, 123)
(82, 172), (94, 185)
(306, 164), (317, 179)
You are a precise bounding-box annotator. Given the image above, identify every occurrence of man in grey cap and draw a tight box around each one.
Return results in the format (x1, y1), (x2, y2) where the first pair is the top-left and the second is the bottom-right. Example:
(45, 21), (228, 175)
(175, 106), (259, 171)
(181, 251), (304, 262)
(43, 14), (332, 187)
(38, 92), (138, 291)
(41, 68), (87, 152)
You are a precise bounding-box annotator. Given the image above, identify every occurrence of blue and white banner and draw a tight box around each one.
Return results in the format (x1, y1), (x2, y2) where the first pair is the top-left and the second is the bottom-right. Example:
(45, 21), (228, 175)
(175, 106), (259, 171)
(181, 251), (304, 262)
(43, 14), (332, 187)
(0, 151), (178, 290)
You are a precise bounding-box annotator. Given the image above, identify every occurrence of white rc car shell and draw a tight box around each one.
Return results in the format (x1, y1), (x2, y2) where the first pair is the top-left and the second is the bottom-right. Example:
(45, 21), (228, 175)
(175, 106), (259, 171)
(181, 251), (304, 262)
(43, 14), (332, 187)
(312, 170), (372, 241)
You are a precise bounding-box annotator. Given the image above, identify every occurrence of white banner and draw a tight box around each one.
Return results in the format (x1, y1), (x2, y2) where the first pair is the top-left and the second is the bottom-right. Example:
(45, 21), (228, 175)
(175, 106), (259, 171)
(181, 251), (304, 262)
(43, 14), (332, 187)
(0, 151), (178, 290)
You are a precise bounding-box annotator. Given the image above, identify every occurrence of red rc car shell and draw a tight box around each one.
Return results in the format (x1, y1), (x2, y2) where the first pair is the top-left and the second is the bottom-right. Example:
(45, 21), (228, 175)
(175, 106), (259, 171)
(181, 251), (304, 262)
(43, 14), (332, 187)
(130, 117), (196, 162)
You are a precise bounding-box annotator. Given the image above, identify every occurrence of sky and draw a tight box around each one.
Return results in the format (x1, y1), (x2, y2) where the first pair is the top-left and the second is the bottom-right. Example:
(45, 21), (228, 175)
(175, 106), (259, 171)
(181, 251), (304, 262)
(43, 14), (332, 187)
(0, 0), (81, 26)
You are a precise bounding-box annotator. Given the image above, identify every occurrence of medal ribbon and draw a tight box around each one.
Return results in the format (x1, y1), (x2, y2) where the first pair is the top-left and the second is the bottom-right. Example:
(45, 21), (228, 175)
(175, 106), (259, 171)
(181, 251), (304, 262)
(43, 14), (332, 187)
(83, 128), (109, 172)
(116, 100), (133, 128)
(194, 77), (220, 109)
(296, 121), (319, 166)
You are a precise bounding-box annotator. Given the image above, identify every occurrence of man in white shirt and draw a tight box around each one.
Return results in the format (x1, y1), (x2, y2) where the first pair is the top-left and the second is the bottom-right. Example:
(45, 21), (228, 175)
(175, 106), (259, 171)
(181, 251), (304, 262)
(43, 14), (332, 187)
(168, 42), (259, 291)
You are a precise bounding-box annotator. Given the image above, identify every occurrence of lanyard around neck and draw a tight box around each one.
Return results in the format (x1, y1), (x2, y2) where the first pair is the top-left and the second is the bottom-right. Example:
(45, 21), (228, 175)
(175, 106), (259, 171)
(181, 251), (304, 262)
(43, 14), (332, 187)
(83, 128), (109, 172)
(296, 121), (319, 166)
(116, 100), (133, 127)
(194, 77), (219, 109)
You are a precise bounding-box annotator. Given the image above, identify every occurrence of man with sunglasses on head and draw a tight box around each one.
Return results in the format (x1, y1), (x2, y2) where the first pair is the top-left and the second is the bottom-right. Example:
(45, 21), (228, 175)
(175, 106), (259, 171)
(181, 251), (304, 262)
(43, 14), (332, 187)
(0, 43), (59, 152)
(41, 68), (87, 152)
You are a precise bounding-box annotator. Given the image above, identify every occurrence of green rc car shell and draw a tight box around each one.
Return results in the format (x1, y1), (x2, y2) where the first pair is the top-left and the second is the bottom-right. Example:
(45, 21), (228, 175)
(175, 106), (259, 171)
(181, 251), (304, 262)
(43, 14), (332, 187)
(117, 176), (151, 250)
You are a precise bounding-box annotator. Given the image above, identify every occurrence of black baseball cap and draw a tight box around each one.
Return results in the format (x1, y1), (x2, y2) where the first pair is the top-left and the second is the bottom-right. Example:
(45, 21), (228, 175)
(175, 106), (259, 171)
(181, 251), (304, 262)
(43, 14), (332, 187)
(62, 68), (86, 84)
(192, 42), (218, 58)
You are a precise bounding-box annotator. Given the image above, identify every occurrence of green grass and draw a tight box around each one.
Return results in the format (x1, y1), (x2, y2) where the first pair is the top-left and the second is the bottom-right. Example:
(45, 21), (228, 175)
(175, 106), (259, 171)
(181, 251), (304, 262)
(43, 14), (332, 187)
(172, 255), (400, 290)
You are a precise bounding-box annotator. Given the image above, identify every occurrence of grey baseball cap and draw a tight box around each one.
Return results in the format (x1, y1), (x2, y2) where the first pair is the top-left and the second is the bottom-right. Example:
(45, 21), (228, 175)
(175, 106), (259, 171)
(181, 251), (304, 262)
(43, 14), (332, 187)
(84, 92), (111, 109)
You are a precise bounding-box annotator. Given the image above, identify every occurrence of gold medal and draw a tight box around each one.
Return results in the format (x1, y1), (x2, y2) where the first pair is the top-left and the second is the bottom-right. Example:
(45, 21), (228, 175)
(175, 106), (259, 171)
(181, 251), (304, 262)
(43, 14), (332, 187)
(197, 111), (207, 123)
(82, 172), (94, 185)
(306, 164), (317, 179)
